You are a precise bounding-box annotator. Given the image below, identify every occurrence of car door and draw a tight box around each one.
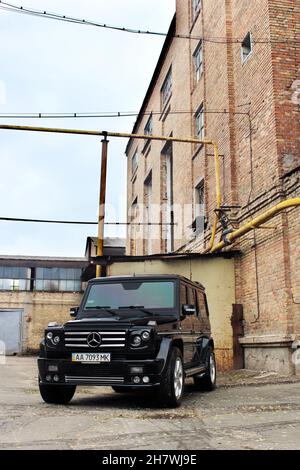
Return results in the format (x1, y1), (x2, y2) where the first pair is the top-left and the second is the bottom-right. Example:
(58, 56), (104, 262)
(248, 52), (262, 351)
(179, 283), (194, 367)
(194, 289), (211, 365)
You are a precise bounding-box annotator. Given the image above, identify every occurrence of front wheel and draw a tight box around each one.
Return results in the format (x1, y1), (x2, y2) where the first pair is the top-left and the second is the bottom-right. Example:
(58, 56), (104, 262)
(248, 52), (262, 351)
(158, 347), (184, 408)
(39, 382), (76, 404)
(193, 347), (216, 391)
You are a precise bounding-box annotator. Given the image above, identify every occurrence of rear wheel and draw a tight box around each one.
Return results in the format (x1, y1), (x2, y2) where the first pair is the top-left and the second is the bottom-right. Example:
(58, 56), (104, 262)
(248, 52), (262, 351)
(193, 347), (216, 391)
(39, 382), (76, 404)
(158, 347), (184, 408)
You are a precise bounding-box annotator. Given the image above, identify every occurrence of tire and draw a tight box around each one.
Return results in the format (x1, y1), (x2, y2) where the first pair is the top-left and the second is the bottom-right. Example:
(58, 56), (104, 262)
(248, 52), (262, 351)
(193, 347), (216, 391)
(39, 382), (76, 404)
(158, 347), (184, 408)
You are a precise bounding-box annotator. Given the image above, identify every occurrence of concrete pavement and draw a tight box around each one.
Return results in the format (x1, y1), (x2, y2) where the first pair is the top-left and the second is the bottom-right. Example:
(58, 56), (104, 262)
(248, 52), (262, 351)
(0, 357), (300, 450)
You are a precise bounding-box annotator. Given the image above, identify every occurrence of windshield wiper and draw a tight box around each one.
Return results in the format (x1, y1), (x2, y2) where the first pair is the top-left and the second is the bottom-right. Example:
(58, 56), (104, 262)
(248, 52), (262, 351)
(84, 306), (119, 316)
(118, 305), (155, 317)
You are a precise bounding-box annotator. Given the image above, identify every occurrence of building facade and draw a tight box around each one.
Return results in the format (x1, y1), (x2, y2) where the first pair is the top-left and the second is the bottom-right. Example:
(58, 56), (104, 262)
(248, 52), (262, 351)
(0, 255), (87, 353)
(126, 0), (300, 374)
(0, 238), (125, 354)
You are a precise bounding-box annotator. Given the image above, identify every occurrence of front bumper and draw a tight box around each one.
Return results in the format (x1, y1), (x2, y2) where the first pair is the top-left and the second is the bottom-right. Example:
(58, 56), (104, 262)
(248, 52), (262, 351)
(37, 357), (165, 387)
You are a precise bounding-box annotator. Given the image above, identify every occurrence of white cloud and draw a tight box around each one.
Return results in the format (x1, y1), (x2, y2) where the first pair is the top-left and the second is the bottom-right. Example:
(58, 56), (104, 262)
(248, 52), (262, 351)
(0, 80), (6, 105)
(0, 0), (175, 256)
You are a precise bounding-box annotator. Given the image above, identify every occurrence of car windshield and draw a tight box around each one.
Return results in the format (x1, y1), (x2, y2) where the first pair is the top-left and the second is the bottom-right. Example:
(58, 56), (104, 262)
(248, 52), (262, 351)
(82, 280), (175, 314)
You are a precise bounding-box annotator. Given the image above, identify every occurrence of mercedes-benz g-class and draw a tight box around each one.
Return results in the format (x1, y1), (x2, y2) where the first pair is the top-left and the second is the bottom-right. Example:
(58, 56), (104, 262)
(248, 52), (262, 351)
(38, 274), (216, 407)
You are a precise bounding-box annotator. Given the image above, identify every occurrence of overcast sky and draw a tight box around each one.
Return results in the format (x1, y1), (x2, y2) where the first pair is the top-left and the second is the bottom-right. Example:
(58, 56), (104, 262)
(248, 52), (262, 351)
(0, 0), (175, 257)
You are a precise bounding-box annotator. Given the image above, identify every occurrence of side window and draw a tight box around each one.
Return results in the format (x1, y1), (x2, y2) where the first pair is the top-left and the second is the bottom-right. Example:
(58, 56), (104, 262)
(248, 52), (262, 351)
(194, 289), (199, 316)
(197, 291), (208, 318)
(180, 283), (187, 307)
(187, 286), (195, 306)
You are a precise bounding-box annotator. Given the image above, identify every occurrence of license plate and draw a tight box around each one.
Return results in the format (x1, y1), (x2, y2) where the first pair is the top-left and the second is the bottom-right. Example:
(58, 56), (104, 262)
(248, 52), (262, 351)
(72, 352), (111, 363)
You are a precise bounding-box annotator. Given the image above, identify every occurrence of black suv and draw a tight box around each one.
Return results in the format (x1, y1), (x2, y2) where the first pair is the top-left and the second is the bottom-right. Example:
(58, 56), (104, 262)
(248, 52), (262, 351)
(38, 275), (216, 407)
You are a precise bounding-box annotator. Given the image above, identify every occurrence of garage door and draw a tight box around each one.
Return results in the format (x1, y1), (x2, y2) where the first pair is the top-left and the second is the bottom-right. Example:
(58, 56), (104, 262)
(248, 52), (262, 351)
(0, 310), (22, 355)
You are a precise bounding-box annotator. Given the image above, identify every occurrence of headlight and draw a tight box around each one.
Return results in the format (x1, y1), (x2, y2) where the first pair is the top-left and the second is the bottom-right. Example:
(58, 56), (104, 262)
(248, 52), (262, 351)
(46, 331), (60, 347)
(131, 335), (142, 347)
(141, 331), (150, 341)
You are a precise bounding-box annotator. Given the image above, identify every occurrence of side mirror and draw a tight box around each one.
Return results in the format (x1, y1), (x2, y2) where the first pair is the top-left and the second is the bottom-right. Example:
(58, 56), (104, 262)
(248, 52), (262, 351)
(70, 306), (79, 318)
(182, 304), (196, 316)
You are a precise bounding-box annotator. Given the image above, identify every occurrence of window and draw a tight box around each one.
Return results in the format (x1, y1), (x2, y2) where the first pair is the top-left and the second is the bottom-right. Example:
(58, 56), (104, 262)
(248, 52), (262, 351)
(196, 179), (205, 209)
(144, 115), (153, 137)
(193, 179), (207, 235)
(34, 268), (82, 292)
(187, 287), (195, 306)
(193, 42), (203, 82)
(0, 266), (31, 291)
(82, 281), (175, 311)
(192, 0), (202, 19)
(180, 283), (187, 307)
(197, 291), (209, 318)
(161, 68), (172, 109)
(241, 32), (252, 63)
(195, 104), (205, 139)
(132, 149), (138, 174)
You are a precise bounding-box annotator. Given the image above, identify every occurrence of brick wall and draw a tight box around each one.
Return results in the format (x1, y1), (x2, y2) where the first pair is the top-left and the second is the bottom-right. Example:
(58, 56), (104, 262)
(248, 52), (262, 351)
(126, 0), (300, 371)
(0, 291), (82, 352)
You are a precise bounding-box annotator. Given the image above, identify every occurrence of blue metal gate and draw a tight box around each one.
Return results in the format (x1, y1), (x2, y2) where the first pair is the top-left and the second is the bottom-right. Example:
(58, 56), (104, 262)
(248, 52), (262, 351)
(0, 309), (22, 355)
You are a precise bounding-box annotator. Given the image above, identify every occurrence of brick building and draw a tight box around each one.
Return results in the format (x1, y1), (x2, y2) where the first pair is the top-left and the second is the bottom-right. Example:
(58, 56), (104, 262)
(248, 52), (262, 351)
(125, 0), (300, 373)
(0, 238), (125, 354)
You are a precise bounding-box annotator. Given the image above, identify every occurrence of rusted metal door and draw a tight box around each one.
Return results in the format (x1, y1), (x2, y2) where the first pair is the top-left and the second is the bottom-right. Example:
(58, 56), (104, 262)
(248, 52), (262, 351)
(231, 304), (244, 369)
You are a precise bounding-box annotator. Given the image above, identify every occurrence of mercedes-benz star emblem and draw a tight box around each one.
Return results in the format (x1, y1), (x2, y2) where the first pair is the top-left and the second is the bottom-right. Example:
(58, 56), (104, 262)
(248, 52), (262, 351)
(87, 332), (102, 348)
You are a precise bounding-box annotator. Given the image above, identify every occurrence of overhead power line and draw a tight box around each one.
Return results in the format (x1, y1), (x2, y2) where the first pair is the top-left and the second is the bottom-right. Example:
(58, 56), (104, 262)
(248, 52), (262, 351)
(0, 109), (249, 119)
(0, 216), (175, 226)
(0, 1), (298, 45)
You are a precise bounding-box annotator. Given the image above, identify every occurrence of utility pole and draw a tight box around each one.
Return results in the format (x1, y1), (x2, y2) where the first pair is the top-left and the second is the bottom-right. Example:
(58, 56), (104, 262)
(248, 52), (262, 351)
(96, 134), (109, 277)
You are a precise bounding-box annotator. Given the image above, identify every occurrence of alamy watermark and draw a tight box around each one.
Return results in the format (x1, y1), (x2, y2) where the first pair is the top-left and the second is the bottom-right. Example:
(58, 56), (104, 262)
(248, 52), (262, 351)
(292, 340), (300, 366)
(0, 340), (6, 365)
(291, 80), (300, 105)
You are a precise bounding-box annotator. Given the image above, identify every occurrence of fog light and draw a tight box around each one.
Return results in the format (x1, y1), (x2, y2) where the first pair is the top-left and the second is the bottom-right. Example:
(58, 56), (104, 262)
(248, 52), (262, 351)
(46, 375), (52, 382)
(130, 366), (143, 374)
(53, 336), (60, 344)
(133, 376), (141, 384)
(142, 331), (150, 341)
(53, 375), (59, 382)
(142, 376), (150, 384)
(132, 335), (142, 347)
(48, 365), (58, 372)
(46, 332), (53, 340)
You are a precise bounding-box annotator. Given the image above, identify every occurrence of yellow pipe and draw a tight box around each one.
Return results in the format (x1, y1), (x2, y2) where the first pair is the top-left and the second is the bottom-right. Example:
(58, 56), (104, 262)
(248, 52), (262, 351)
(210, 198), (300, 253)
(0, 123), (223, 252)
(205, 143), (222, 252)
(0, 123), (215, 146)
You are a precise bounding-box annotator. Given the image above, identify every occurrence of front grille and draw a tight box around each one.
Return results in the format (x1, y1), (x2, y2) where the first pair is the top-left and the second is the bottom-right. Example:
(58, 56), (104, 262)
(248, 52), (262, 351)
(65, 375), (124, 385)
(64, 330), (126, 349)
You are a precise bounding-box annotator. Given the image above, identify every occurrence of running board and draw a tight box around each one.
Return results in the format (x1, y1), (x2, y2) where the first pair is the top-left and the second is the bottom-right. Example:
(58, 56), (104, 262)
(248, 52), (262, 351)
(184, 366), (206, 378)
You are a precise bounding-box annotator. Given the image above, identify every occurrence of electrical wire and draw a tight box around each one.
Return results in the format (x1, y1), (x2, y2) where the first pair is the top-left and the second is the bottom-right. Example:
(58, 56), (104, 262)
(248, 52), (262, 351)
(0, 109), (249, 119)
(0, 1), (298, 45)
(0, 216), (175, 226)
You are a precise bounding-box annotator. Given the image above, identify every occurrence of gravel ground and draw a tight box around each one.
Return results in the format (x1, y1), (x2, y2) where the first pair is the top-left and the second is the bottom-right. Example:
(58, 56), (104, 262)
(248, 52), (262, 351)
(1, 356), (300, 450)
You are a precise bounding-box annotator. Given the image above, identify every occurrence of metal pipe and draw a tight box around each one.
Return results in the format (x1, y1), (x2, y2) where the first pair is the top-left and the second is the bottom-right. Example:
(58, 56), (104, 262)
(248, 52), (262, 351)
(96, 135), (109, 277)
(210, 198), (300, 253)
(206, 143), (222, 252)
(0, 123), (223, 253)
(0, 123), (216, 145)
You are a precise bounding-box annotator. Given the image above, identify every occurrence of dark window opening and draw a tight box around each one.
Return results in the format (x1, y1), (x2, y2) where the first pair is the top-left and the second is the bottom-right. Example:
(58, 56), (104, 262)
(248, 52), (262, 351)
(241, 32), (252, 62)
